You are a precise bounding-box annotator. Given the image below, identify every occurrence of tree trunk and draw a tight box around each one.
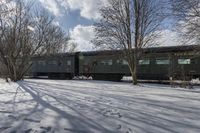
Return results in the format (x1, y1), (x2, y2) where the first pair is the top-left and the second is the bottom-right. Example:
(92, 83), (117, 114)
(133, 62), (138, 85)
(132, 48), (138, 85)
(128, 55), (138, 85)
(131, 66), (137, 85)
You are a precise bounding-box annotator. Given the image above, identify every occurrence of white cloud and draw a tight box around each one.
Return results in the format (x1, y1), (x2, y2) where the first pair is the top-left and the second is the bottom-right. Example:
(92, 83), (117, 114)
(69, 25), (95, 51)
(155, 29), (182, 47)
(38, 0), (68, 16)
(38, 0), (108, 20)
(67, 0), (108, 20)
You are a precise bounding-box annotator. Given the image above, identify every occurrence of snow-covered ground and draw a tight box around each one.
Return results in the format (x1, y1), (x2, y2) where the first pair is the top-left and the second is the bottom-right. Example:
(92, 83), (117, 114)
(0, 79), (200, 133)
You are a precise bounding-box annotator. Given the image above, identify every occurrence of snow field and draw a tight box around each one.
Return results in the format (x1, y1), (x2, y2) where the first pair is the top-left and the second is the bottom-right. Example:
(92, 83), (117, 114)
(0, 79), (200, 133)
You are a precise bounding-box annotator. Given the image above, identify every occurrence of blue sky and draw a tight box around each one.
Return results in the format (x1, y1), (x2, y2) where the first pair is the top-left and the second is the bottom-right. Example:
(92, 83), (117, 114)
(61, 10), (94, 29)
(34, 0), (180, 51)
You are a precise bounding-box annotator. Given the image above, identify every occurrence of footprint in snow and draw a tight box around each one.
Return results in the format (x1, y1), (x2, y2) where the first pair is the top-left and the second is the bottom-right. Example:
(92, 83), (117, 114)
(24, 118), (40, 123)
(117, 125), (133, 133)
(102, 109), (122, 118)
(117, 124), (122, 130)
(125, 128), (133, 133)
(10, 130), (17, 133)
(64, 128), (87, 133)
(40, 126), (52, 132)
(24, 129), (32, 133)
(0, 126), (11, 132)
(8, 115), (18, 120)
(0, 110), (12, 114)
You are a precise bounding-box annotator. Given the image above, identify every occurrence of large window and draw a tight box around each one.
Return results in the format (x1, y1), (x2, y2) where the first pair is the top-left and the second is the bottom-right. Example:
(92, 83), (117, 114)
(178, 59), (191, 64)
(156, 59), (170, 65)
(67, 60), (71, 66)
(107, 60), (113, 65)
(38, 60), (46, 66)
(48, 60), (57, 65)
(116, 59), (129, 65)
(122, 60), (128, 65)
(116, 59), (122, 64)
(139, 59), (150, 65)
(100, 60), (113, 65)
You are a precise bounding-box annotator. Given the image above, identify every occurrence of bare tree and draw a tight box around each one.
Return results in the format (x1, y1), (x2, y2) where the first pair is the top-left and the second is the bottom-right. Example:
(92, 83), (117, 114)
(0, 0), (14, 15)
(43, 25), (69, 55)
(94, 0), (164, 84)
(171, 0), (200, 44)
(33, 10), (70, 55)
(66, 41), (77, 52)
(0, 0), (69, 81)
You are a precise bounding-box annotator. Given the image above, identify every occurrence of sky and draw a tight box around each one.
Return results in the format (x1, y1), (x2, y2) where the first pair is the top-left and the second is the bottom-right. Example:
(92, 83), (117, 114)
(35, 0), (181, 51)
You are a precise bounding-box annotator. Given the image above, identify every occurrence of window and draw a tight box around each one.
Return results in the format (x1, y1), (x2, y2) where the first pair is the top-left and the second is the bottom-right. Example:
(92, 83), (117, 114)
(100, 60), (106, 65)
(139, 59), (150, 65)
(38, 61), (46, 66)
(156, 59), (170, 65)
(107, 60), (112, 65)
(116, 59), (122, 64)
(100, 60), (113, 65)
(116, 59), (127, 65)
(48, 60), (57, 65)
(122, 60), (128, 65)
(178, 59), (191, 64)
(67, 60), (71, 66)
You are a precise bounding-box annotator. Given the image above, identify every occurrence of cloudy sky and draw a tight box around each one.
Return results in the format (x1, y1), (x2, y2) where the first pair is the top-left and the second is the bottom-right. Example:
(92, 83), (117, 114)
(35, 0), (180, 51)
